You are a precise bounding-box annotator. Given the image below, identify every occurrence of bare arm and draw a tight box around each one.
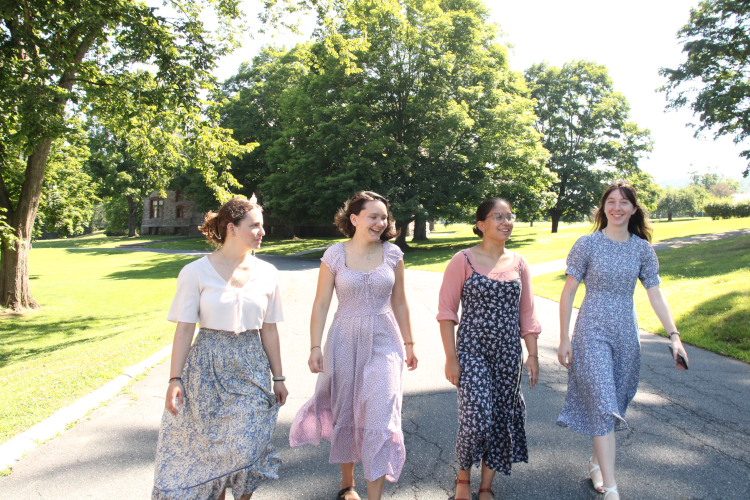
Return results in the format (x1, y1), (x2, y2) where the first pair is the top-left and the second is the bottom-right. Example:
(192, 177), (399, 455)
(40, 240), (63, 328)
(646, 285), (689, 367)
(557, 275), (580, 369)
(260, 322), (288, 405)
(165, 321), (196, 415)
(308, 262), (335, 373)
(439, 319), (460, 386)
(392, 259), (417, 370)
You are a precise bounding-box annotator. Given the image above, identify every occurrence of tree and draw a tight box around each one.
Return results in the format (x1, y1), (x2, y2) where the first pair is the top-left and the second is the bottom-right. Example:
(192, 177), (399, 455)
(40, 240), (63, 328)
(626, 171), (662, 214)
(0, 0), (254, 310)
(247, 0), (552, 247)
(710, 180), (739, 198)
(660, 0), (750, 178)
(525, 60), (653, 232)
(657, 185), (708, 220)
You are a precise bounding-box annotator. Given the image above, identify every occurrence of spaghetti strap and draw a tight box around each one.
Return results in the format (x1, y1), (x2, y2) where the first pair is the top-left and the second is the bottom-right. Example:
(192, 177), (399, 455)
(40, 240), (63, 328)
(460, 250), (477, 272)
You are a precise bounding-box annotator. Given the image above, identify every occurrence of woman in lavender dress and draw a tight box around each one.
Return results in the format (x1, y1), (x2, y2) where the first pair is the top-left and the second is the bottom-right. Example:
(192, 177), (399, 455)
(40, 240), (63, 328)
(557, 182), (689, 500)
(290, 191), (418, 500)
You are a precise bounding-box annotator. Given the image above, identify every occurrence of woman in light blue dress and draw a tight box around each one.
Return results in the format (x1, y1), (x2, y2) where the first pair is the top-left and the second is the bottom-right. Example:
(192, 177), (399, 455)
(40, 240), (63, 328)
(557, 182), (689, 500)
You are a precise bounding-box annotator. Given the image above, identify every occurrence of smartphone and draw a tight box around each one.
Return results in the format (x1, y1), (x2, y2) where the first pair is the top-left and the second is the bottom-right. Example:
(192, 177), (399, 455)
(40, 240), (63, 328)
(668, 346), (689, 370)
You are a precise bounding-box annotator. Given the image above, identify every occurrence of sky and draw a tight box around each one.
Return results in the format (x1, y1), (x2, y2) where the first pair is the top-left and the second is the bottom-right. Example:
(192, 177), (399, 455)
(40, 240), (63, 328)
(210, 0), (749, 183)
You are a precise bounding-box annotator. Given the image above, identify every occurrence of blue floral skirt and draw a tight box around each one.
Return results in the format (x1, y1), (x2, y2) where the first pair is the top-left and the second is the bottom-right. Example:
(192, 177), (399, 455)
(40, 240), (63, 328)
(152, 328), (280, 500)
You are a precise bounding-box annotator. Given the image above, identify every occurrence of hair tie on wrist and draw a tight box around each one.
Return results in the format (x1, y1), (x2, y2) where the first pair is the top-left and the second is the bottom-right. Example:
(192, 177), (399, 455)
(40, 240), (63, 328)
(404, 341), (415, 346)
(272, 376), (286, 382)
(311, 345), (321, 352)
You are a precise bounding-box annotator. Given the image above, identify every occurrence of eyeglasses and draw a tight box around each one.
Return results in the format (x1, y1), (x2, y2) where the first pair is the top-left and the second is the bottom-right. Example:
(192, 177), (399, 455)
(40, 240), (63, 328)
(487, 213), (516, 223)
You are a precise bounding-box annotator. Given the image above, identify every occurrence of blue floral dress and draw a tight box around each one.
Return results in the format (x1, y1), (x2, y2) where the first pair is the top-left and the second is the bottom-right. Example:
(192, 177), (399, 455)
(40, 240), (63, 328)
(557, 231), (661, 436)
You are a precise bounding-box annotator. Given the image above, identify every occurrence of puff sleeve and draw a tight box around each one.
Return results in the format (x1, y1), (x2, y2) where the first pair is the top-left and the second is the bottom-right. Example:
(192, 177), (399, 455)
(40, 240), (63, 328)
(566, 236), (591, 283)
(321, 244), (342, 276)
(167, 264), (201, 324)
(639, 241), (662, 289)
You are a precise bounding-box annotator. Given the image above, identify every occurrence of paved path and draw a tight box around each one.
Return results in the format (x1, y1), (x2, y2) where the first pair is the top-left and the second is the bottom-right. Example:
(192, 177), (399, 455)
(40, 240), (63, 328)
(2, 254), (749, 499)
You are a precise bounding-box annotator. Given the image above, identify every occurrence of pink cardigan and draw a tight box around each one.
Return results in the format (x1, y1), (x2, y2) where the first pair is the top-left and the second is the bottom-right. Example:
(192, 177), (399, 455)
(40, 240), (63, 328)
(436, 249), (541, 338)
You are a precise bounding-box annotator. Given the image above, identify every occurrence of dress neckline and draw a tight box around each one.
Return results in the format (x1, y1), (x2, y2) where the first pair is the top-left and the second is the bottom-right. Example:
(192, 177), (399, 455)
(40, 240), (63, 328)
(465, 248), (519, 274)
(342, 241), (388, 274)
(203, 255), (257, 289)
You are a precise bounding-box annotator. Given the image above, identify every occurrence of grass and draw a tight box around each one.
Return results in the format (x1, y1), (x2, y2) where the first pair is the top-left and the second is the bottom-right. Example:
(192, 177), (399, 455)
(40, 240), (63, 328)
(31, 232), (165, 249)
(531, 236), (750, 363)
(147, 236), (347, 255)
(0, 249), (199, 443)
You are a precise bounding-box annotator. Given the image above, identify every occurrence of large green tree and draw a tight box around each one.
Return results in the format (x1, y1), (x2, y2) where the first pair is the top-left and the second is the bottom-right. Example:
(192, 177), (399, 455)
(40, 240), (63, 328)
(0, 0), (256, 310)
(525, 60), (653, 232)
(241, 0), (552, 246)
(660, 0), (750, 178)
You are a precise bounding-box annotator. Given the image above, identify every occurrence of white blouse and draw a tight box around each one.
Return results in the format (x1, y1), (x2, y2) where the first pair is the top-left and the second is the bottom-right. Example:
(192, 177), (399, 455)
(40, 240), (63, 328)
(167, 256), (284, 333)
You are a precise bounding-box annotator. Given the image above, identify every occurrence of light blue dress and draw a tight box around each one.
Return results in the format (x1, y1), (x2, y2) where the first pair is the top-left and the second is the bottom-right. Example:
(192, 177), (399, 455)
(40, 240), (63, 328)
(557, 231), (661, 436)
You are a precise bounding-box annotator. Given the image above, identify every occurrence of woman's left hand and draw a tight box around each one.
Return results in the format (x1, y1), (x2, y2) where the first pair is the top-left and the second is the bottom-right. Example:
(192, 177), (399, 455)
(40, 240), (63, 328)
(273, 381), (288, 406)
(405, 345), (418, 371)
(526, 355), (539, 389)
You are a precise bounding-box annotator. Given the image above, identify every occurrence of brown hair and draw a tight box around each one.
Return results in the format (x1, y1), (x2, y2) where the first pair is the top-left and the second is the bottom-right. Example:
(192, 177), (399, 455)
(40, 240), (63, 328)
(473, 197), (511, 237)
(593, 181), (652, 242)
(199, 197), (262, 245)
(334, 191), (399, 240)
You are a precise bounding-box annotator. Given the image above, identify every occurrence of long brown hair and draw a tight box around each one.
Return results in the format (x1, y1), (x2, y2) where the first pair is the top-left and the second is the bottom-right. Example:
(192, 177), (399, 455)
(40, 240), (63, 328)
(334, 191), (399, 240)
(593, 181), (652, 242)
(199, 197), (262, 245)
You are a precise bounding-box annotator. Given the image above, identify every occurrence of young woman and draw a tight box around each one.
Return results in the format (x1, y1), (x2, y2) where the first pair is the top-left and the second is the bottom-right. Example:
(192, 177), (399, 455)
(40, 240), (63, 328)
(557, 181), (689, 500)
(152, 197), (287, 500)
(437, 197), (541, 500)
(289, 191), (418, 500)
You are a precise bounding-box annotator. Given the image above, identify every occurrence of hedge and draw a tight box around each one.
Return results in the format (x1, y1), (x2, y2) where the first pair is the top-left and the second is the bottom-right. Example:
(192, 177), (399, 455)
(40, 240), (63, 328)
(703, 199), (750, 220)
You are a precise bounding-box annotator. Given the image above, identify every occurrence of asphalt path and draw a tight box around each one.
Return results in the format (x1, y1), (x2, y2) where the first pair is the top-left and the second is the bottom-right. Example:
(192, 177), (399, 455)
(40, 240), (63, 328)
(1, 254), (749, 499)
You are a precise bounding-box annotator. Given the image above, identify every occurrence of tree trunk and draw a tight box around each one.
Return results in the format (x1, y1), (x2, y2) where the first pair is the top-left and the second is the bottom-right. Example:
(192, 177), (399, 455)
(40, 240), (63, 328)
(429, 221), (435, 231)
(394, 220), (410, 250)
(0, 139), (53, 311)
(126, 196), (138, 237)
(550, 210), (561, 233)
(529, 220), (534, 227)
(667, 211), (672, 222)
(412, 217), (428, 242)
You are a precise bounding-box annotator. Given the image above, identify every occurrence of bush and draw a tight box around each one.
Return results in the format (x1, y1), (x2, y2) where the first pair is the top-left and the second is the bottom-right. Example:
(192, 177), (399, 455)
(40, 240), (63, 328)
(704, 199), (750, 220)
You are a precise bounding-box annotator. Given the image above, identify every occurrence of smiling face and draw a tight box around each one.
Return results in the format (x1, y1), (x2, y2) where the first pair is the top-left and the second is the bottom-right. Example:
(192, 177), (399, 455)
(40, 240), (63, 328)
(477, 200), (514, 242)
(604, 188), (637, 229)
(351, 200), (389, 242)
(228, 208), (265, 250)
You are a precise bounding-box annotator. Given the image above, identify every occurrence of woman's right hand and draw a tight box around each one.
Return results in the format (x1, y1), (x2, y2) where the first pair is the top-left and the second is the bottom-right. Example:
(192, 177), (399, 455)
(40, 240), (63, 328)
(558, 338), (573, 369)
(445, 357), (461, 387)
(165, 380), (184, 415)
(308, 347), (323, 373)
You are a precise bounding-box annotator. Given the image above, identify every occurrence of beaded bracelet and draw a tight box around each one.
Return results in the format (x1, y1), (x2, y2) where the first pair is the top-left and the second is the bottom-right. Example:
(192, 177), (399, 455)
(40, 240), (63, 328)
(272, 376), (286, 382)
(404, 341), (415, 346)
(169, 377), (182, 384)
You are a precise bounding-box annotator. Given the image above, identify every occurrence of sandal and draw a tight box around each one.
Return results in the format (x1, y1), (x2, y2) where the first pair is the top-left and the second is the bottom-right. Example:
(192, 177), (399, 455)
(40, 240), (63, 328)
(602, 484), (619, 499)
(454, 476), (471, 500)
(479, 487), (494, 498)
(336, 486), (359, 500)
(588, 457), (604, 493)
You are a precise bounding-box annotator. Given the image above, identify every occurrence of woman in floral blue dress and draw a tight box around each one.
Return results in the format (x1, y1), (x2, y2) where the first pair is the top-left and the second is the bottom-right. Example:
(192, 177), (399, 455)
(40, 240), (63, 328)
(557, 182), (689, 500)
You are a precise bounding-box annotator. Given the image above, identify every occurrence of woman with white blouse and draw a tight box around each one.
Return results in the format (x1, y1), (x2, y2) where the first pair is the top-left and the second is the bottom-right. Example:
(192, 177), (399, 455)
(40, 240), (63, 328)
(152, 197), (287, 500)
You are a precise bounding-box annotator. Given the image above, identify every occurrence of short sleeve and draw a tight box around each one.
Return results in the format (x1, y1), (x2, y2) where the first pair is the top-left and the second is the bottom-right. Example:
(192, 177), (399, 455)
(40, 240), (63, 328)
(386, 241), (404, 267)
(437, 252), (471, 324)
(263, 269), (284, 323)
(639, 242), (662, 289)
(566, 236), (590, 282)
(167, 264), (201, 324)
(321, 244), (343, 276)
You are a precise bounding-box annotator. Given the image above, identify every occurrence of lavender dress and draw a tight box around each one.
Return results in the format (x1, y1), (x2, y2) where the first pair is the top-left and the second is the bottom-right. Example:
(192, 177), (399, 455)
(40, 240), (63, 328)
(290, 242), (406, 482)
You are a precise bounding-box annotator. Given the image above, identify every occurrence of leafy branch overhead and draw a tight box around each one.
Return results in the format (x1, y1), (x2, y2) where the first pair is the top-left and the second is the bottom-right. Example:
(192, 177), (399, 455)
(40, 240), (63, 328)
(660, 0), (750, 177)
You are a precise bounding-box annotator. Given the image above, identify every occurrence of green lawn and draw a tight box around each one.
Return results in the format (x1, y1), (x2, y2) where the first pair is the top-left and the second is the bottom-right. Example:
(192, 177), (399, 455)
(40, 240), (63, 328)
(147, 236), (347, 255)
(532, 236), (750, 363)
(0, 249), (198, 443)
(31, 232), (166, 249)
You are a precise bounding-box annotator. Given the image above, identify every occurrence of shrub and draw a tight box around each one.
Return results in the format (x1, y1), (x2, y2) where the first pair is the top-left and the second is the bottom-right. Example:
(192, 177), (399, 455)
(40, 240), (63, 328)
(704, 199), (750, 220)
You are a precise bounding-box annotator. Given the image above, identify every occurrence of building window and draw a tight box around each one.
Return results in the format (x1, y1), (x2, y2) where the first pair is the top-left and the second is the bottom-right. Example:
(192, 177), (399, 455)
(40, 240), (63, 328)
(176, 206), (184, 219)
(175, 190), (183, 202)
(150, 198), (164, 218)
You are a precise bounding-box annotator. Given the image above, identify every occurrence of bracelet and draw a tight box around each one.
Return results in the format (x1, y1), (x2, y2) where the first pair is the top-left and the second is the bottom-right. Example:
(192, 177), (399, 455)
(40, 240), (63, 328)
(169, 377), (182, 384)
(404, 341), (415, 346)
(311, 346), (321, 352)
(668, 332), (680, 338)
(272, 376), (286, 382)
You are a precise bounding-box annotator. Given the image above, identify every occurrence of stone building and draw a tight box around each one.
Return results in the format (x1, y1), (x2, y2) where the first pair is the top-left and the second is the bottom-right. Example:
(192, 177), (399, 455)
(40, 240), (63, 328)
(140, 190), (204, 236)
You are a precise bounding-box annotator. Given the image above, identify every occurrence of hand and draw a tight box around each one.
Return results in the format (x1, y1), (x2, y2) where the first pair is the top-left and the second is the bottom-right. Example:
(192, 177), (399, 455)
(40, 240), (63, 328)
(671, 335), (689, 370)
(273, 381), (288, 405)
(165, 380), (184, 415)
(526, 355), (539, 388)
(405, 345), (418, 371)
(558, 338), (572, 369)
(445, 357), (461, 387)
(308, 347), (323, 373)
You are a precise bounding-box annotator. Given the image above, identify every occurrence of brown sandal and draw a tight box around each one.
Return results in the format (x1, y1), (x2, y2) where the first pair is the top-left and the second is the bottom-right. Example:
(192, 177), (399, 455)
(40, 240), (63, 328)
(454, 477), (471, 500)
(479, 488), (494, 498)
(336, 486), (359, 500)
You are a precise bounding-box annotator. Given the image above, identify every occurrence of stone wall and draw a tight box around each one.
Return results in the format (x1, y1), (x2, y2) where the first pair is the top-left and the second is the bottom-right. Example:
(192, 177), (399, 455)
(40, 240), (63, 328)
(140, 190), (203, 236)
